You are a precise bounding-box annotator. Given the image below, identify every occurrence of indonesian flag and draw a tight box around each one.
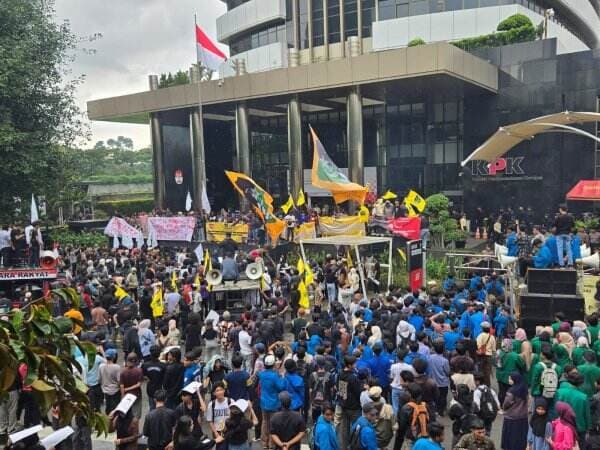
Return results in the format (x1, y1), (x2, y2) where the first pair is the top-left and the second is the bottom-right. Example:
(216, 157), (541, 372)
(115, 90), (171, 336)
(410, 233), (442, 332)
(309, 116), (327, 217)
(196, 24), (226, 71)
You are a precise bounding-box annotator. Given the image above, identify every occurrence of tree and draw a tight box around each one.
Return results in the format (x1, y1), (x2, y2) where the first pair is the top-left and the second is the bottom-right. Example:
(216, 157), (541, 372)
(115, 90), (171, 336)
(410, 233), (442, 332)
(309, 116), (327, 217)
(0, 291), (108, 435)
(408, 37), (426, 47)
(0, 0), (90, 222)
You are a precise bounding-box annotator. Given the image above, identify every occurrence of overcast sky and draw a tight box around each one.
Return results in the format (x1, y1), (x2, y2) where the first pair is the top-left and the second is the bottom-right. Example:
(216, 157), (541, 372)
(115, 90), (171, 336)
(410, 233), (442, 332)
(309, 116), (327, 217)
(54, 0), (227, 149)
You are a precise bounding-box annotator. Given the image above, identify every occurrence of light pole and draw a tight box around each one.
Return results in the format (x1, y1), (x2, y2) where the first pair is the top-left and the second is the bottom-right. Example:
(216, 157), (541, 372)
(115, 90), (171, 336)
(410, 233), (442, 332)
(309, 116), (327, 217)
(544, 8), (555, 40)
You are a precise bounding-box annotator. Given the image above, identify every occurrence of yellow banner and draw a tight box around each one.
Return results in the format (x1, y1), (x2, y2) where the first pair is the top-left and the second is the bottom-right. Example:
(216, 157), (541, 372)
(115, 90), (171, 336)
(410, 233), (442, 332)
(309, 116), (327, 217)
(582, 275), (600, 316)
(206, 222), (249, 243)
(319, 216), (366, 236)
(279, 222), (317, 243)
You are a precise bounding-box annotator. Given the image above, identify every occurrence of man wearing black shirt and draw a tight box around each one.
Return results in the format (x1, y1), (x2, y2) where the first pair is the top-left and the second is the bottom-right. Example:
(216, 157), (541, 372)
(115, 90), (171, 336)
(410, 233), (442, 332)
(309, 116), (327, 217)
(554, 205), (575, 267)
(220, 233), (238, 257)
(174, 390), (203, 432)
(142, 345), (166, 410)
(163, 348), (185, 409)
(270, 392), (305, 450)
(337, 355), (363, 449)
(143, 389), (176, 450)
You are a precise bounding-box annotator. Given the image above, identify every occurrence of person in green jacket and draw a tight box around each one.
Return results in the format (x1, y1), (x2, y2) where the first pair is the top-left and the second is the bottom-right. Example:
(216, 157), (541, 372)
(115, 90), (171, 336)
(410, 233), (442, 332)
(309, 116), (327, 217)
(587, 313), (600, 345)
(496, 338), (526, 405)
(555, 371), (592, 441)
(572, 336), (591, 367)
(530, 350), (562, 398)
(577, 350), (600, 397)
(551, 313), (565, 336)
(552, 334), (572, 372)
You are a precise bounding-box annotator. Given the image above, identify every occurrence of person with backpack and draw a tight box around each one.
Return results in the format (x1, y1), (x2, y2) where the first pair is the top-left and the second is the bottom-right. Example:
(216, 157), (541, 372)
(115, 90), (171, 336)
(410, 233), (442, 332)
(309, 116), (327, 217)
(367, 386), (394, 449)
(313, 403), (339, 450)
(531, 350), (561, 405)
(336, 355), (363, 450)
(283, 359), (305, 412)
(309, 357), (333, 422)
(258, 354), (286, 449)
(473, 373), (500, 436)
(496, 338), (526, 405)
(476, 321), (496, 387)
(448, 384), (478, 447)
(349, 402), (379, 450)
(206, 381), (233, 450)
(270, 391), (306, 450)
(394, 383), (431, 450)
(501, 372), (530, 450)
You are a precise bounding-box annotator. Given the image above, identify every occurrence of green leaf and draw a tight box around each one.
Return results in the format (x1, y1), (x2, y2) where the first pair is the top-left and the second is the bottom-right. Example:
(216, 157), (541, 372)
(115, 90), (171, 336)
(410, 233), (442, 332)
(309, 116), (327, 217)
(32, 319), (51, 336)
(54, 316), (73, 334)
(76, 341), (97, 370)
(11, 310), (24, 332)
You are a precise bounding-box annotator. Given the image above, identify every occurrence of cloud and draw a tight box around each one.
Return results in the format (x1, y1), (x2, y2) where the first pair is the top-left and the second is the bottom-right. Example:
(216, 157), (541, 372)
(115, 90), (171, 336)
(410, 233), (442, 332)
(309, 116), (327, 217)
(54, 0), (227, 148)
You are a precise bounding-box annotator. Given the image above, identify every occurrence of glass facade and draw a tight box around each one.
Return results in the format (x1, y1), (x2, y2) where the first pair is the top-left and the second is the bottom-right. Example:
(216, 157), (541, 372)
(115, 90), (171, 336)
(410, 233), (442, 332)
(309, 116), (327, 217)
(229, 23), (287, 56)
(251, 119), (289, 200)
(299, 0), (310, 49)
(328, 0), (341, 43)
(344, 0), (359, 39)
(362, 0), (376, 38)
(312, 0), (325, 46)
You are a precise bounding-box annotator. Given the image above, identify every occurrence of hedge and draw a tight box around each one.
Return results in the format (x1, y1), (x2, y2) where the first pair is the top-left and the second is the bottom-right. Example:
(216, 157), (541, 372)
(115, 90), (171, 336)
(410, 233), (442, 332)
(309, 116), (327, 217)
(453, 23), (537, 51)
(84, 174), (153, 185)
(497, 13), (533, 32)
(96, 198), (154, 216)
(49, 230), (108, 248)
(408, 37), (426, 47)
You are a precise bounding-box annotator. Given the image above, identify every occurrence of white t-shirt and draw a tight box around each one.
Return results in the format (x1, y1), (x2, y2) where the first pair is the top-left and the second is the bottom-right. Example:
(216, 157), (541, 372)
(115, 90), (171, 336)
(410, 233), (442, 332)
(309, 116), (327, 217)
(239, 330), (253, 355)
(0, 230), (10, 249)
(390, 362), (416, 389)
(206, 397), (231, 430)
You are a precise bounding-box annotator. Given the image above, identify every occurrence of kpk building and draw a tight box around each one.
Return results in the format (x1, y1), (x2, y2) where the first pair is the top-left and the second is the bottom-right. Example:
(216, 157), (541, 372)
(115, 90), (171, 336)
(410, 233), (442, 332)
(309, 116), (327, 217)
(87, 0), (600, 214)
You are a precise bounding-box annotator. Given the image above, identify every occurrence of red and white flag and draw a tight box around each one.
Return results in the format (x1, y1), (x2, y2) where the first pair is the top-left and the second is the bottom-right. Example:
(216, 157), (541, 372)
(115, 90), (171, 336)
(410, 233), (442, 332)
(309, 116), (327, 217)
(196, 24), (226, 72)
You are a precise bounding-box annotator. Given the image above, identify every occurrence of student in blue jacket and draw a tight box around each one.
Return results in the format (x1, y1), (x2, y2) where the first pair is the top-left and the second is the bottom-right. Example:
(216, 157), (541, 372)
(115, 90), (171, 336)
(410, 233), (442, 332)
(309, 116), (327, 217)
(314, 404), (339, 450)
(413, 422), (445, 450)
(351, 402), (379, 450)
(283, 359), (305, 411)
(257, 354), (286, 448)
(506, 226), (519, 256)
(533, 238), (553, 268)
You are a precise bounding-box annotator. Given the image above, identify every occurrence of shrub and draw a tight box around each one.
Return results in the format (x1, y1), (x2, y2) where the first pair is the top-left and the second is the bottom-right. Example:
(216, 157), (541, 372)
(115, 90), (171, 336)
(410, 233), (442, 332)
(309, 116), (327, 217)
(497, 14), (533, 32)
(408, 37), (426, 47)
(50, 230), (108, 248)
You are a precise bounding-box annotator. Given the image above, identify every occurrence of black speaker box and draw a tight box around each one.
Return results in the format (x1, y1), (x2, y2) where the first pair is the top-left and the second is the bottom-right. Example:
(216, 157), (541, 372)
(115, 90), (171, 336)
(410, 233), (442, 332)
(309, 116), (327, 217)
(520, 292), (584, 321)
(527, 268), (577, 295)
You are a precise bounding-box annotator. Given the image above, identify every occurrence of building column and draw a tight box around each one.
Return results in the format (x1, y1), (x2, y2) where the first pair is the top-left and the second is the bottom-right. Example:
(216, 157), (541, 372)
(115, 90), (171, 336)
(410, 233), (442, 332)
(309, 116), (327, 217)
(236, 101), (251, 211)
(189, 65), (207, 212)
(376, 115), (387, 194)
(148, 75), (165, 210)
(347, 86), (364, 185)
(288, 95), (303, 200)
(323, 0), (329, 60)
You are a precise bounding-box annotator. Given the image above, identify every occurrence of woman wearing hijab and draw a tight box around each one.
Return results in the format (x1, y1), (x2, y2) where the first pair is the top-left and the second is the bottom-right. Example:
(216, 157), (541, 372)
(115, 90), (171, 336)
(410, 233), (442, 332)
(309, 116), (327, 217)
(572, 336), (590, 366)
(551, 401), (578, 450)
(367, 325), (382, 347)
(501, 371), (529, 450)
(137, 319), (155, 361)
(167, 318), (181, 346)
(515, 328), (534, 371)
(527, 397), (552, 450)
(496, 338), (526, 405)
(554, 330), (574, 370)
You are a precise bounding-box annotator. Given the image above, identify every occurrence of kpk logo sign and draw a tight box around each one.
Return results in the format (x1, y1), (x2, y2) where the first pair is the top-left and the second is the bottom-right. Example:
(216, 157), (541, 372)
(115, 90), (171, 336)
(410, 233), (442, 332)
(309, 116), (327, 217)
(471, 157), (525, 176)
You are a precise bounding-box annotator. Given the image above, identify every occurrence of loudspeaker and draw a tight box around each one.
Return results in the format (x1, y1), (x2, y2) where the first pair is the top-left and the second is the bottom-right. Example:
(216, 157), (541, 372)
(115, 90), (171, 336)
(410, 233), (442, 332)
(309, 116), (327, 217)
(520, 291), (584, 322)
(527, 269), (577, 295)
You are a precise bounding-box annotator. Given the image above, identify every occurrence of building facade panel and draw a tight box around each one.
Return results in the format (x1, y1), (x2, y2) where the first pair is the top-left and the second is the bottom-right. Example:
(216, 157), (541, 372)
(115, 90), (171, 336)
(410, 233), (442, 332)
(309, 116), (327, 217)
(216, 0), (286, 43)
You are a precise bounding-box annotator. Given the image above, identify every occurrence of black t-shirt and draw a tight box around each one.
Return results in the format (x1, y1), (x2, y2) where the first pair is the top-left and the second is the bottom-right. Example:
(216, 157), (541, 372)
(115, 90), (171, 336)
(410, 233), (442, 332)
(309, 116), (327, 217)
(175, 399), (202, 431)
(142, 359), (166, 397)
(224, 416), (253, 445)
(555, 213), (575, 235)
(270, 410), (306, 450)
(338, 369), (362, 410)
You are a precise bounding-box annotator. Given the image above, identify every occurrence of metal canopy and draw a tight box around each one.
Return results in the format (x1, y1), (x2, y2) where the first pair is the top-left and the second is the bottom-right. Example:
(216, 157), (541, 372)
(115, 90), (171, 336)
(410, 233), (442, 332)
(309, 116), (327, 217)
(461, 111), (600, 167)
(299, 236), (394, 299)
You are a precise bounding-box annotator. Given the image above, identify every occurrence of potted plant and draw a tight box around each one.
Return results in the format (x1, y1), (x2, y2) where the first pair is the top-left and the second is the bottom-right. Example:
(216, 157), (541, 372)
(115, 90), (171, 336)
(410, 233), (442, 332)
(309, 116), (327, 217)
(447, 229), (469, 249)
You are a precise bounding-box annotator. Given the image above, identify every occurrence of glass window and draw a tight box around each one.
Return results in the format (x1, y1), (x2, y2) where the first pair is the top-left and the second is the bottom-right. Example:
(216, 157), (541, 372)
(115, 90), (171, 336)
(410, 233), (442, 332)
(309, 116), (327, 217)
(413, 143), (426, 158)
(412, 103), (425, 118)
(434, 143), (444, 164)
(445, 0), (463, 10)
(444, 142), (458, 163)
(397, 3), (409, 16)
(444, 123), (458, 141)
(479, 0), (498, 6)
(328, 2), (341, 43)
(409, 0), (429, 15)
(344, 0), (358, 38)
(399, 104), (411, 118)
(411, 123), (424, 143)
(362, 0), (375, 37)
(433, 103), (444, 122)
(445, 101), (457, 121)
(429, 0), (444, 12)
(312, 1), (325, 46)
(400, 144), (412, 158)
(464, 0), (478, 7)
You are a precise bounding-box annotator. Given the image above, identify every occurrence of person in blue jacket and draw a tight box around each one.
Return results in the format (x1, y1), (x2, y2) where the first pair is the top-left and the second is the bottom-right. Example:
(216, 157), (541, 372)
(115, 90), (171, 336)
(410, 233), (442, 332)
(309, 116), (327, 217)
(314, 404), (339, 450)
(283, 359), (305, 411)
(469, 274), (482, 290)
(485, 274), (505, 298)
(350, 402), (379, 450)
(470, 304), (486, 338)
(413, 422), (445, 450)
(443, 321), (462, 352)
(571, 234), (582, 260)
(257, 354), (286, 447)
(506, 226), (519, 256)
(366, 343), (391, 392)
(543, 234), (559, 266)
(533, 238), (553, 268)
(443, 274), (456, 292)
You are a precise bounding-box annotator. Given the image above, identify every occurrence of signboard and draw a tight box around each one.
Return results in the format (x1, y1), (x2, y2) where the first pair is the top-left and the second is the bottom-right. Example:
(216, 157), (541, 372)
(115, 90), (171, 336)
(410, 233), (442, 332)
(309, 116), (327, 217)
(0, 268), (58, 281)
(582, 275), (600, 315)
(406, 239), (423, 292)
(471, 157), (542, 182)
(147, 217), (196, 241)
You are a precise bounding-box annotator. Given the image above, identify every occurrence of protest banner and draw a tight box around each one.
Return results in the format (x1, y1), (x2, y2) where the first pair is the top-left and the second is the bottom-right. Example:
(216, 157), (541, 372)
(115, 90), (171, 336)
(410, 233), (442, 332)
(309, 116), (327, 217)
(104, 217), (143, 240)
(319, 216), (366, 236)
(206, 222), (248, 243)
(147, 216), (196, 241)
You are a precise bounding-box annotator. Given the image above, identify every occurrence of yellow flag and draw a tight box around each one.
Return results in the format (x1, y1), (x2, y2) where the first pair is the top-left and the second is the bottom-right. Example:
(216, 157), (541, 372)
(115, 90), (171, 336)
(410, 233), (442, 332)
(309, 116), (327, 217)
(358, 205), (370, 223)
(193, 272), (200, 287)
(305, 263), (314, 285)
(296, 190), (306, 207)
(171, 270), (177, 291)
(203, 250), (213, 291)
(397, 248), (407, 263)
(150, 285), (164, 318)
(298, 280), (309, 309)
(404, 198), (419, 217)
(297, 257), (305, 275)
(382, 190), (397, 200)
(114, 285), (129, 301)
(346, 249), (353, 268)
(405, 189), (427, 213)
(281, 194), (295, 214)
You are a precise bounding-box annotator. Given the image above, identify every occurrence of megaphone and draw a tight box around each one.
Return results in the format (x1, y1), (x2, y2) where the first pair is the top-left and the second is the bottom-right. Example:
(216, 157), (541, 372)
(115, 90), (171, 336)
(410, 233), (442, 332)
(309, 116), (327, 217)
(206, 269), (223, 285)
(577, 253), (600, 268)
(494, 243), (508, 258)
(245, 262), (263, 280)
(40, 250), (56, 269)
(581, 245), (591, 258)
(499, 254), (518, 268)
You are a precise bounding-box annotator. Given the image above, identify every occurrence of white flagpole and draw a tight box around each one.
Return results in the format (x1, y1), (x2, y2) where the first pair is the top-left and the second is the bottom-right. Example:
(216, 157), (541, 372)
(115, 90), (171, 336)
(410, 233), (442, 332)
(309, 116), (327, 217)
(193, 14), (207, 213)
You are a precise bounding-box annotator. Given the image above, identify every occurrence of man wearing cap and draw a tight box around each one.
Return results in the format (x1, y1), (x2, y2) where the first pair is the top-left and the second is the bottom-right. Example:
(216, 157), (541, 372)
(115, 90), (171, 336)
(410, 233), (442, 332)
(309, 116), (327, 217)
(258, 354), (286, 449)
(143, 389), (176, 450)
(99, 348), (121, 414)
(475, 321), (496, 386)
(454, 418), (495, 450)
(270, 391), (306, 450)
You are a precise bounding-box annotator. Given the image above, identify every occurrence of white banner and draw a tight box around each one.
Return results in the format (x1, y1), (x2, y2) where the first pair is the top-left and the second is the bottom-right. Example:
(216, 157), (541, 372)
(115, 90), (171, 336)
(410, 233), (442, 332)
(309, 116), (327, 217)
(0, 268), (57, 280)
(147, 216), (196, 241)
(104, 217), (143, 240)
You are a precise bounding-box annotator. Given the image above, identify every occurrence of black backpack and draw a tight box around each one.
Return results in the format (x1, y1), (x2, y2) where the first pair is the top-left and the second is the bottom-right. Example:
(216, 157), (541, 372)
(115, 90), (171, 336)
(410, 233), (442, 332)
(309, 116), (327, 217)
(348, 424), (364, 450)
(477, 386), (498, 421)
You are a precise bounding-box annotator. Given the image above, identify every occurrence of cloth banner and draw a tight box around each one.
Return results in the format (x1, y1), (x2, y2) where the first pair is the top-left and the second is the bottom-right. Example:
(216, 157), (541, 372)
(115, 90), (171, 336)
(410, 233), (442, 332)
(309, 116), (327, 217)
(279, 221), (317, 242)
(147, 216), (196, 241)
(319, 216), (365, 236)
(104, 217), (143, 240)
(582, 275), (600, 315)
(387, 217), (421, 240)
(206, 222), (249, 243)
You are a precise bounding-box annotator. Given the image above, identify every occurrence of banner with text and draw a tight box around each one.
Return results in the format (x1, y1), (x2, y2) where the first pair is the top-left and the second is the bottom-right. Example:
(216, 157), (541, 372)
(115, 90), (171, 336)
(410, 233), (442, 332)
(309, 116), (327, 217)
(206, 222), (249, 243)
(388, 217), (421, 240)
(104, 217), (143, 239)
(319, 216), (366, 236)
(148, 216), (196, 242)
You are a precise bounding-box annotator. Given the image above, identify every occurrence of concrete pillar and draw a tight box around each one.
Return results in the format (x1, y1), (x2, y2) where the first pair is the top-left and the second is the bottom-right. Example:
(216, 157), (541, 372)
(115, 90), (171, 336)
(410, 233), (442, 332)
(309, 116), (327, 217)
(148, 75), (165, 210)
(189, 65), (207, 212)
(323, 0), (330, 60)
(236, 101), (251, 211)
(288, 95), (303, 200)
(347, 86), (364, 185)
(376, 116), (387, 194)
